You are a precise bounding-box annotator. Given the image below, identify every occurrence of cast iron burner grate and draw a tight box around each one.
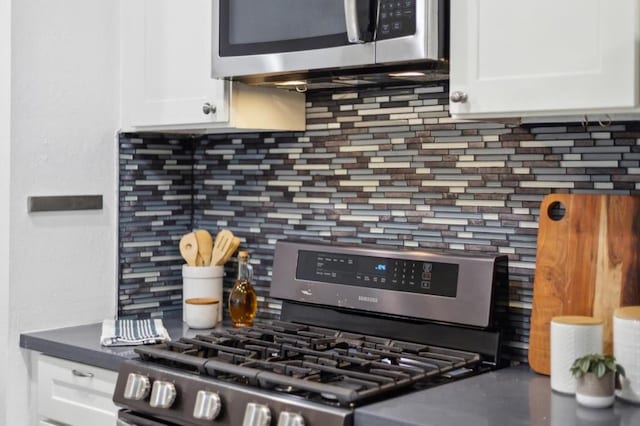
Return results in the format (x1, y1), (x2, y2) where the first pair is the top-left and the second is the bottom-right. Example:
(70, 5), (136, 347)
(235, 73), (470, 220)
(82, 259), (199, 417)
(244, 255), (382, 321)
(134, 320), (481, 406)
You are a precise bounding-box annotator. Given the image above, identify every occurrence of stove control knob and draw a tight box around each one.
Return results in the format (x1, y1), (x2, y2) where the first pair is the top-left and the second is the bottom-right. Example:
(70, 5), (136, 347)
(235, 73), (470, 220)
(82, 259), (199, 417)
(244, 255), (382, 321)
(242, 402), (271, 426)
(123, 373), (150, 401)
(149, 380), (176, 409)
(193, 390), (221, 420)
(278, 411), (305, 426)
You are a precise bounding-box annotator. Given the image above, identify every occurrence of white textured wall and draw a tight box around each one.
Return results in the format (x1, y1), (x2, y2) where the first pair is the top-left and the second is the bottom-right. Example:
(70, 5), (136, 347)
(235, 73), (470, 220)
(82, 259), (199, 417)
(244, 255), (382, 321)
(0, 0), (12, 422)
(7, 0), (120, 423)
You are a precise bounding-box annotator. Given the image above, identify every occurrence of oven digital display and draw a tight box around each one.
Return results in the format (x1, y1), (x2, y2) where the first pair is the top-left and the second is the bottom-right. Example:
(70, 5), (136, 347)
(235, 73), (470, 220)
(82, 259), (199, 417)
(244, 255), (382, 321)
(296, 250), (458, 297)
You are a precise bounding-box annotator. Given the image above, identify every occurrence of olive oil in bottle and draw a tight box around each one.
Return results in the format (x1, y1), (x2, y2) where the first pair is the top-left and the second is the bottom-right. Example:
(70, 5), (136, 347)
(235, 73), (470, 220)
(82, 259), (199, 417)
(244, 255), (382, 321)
(228, 250), (257, 327)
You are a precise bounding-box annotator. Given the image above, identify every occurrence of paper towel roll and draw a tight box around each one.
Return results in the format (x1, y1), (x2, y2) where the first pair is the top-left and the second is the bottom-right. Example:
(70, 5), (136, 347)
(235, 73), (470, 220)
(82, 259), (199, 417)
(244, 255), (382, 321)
(550, 316), (603, 395)
(614, 306), (640, 404)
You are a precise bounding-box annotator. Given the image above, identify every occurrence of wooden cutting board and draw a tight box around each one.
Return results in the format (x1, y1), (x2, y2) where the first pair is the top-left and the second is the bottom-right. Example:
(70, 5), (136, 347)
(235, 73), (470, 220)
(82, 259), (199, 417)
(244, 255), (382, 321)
(528, 194), (640, 375)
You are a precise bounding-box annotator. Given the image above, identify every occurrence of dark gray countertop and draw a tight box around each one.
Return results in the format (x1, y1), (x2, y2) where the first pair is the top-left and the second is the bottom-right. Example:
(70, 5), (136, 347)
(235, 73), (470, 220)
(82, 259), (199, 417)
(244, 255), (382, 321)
(19, 317), (207, 371)
(20, 323), (640, 425)
(356, 365), (640, 426)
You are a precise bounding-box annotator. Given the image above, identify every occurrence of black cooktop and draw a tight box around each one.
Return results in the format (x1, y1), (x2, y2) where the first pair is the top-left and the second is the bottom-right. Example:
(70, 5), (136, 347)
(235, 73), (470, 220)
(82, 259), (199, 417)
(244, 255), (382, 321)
(134, 320), (482, 406)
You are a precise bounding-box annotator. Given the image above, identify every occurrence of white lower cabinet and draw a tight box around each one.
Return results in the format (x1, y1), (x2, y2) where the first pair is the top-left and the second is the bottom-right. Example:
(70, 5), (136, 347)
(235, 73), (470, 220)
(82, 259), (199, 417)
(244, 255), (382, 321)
(37, 355), (118, 426)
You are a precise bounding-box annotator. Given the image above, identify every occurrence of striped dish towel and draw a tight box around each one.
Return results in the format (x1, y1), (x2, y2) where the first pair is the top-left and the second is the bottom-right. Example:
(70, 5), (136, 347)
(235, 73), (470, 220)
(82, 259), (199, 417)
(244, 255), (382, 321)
(100, 319), (170, 346)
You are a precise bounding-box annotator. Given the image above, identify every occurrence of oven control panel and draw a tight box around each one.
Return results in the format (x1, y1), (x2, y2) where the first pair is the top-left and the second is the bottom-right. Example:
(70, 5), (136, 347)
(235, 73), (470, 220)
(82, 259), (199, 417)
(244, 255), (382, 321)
(296, 250), (458, 297)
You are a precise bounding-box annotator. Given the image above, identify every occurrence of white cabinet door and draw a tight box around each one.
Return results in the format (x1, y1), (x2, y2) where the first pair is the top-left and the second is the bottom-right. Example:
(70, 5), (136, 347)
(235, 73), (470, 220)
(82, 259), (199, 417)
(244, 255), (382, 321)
(37, 355), (118, 426)
(121, 0), (228, 128)
(450, 0), (639, 118)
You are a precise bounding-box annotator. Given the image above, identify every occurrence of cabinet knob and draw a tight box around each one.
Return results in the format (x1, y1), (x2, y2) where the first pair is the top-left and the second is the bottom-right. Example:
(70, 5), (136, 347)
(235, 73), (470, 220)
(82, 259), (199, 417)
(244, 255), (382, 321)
(450, 91), (468, 103)
(202, 102), (217, 115)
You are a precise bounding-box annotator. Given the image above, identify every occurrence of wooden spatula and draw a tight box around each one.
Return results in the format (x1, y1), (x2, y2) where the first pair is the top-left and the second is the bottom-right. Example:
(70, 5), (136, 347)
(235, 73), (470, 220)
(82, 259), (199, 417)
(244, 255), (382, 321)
(220, 237), (241, 266)
(195, 229), (213, 266)
(179, 232), (199, 266)
(211, 229), (234, 266)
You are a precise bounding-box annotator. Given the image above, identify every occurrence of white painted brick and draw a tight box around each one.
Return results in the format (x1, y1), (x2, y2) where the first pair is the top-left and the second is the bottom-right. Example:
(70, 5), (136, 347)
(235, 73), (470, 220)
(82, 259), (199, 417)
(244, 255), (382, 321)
(294, 164), (331, 170)
(135, 180), (172, 186)
(520, 140), (573, 147)
(422, 180), (469, 187)
(422, 142), (469, 150)
(339, 215), (380, 222)
(368, 198), (411, 205)
(456, 200), (506, 207)
(422, 217), (468, 225)
(562, 154), (581, 160)
(456, 161), (505, 168)
(339, 180), (380, 187)
(339, 145), (380, 152)
(368, 162), (411, 169)
(332, 92), (358, 100)
(594, 182), (614, 189)
(122, 241), (161, 248)
(519, 221), (539, 229)
(134, 211), (172, 217)
(520, 181), (574, 188)
(268, 148), (303, 154)
(292, 197), (330, 204)
(268, 180), (304, 187)
(560, 161), (618, 167)
(509, 261), (535, 270)
(227, 195), (271, 202)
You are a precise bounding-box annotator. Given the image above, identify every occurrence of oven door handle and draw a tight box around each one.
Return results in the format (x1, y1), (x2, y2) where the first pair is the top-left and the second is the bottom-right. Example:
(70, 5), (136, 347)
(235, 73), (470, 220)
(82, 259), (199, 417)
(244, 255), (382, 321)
(344, 0), (364, 43)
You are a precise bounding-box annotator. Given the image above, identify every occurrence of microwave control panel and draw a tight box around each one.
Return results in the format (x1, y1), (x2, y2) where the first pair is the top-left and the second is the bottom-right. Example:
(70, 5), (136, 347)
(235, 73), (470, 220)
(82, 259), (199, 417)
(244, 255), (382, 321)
(296, 250), (458, 298)
(377, 0), (416, 40)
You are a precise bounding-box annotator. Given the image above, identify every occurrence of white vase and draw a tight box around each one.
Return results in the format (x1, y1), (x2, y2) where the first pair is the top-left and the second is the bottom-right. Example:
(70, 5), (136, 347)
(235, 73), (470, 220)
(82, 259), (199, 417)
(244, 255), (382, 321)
(575, 371), (615, 409)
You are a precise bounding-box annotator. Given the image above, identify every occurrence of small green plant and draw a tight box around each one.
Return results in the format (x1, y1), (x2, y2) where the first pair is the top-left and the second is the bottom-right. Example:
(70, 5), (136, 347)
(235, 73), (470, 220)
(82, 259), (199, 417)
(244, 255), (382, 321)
(570, 353), (625, 379)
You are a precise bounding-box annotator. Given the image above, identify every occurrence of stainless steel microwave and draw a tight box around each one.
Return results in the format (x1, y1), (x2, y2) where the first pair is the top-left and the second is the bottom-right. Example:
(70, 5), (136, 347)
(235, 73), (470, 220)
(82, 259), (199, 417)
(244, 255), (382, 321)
(212, 0), (447, 83)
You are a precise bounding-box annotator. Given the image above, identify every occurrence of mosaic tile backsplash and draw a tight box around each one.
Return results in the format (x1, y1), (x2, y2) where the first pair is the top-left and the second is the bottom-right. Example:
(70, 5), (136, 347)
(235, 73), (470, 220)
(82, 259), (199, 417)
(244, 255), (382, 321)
(119, 81), (640, 362)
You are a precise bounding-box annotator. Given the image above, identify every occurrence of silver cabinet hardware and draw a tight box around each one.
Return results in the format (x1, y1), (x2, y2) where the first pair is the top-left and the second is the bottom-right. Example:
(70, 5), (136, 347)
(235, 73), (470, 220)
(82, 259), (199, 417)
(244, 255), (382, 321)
(450, 91), (468, 103)
(27, 195), (103, 212)
(71, 369), (94, 378)
(202, 102), (217, 115)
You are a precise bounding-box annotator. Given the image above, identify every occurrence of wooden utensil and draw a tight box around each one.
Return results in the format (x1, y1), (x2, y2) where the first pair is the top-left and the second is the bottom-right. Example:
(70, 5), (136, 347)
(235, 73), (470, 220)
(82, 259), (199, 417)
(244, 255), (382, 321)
(220, 236), (241, 266)
(179, 232), (199, 267)
(528, 194), (640, 375)
(211, 229), (235, 266)
(195, 229), (214, 266)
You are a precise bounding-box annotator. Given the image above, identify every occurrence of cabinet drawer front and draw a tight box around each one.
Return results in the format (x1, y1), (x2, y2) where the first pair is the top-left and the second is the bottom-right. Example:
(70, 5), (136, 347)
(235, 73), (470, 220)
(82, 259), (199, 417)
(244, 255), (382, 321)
(38, 355), (118, 426)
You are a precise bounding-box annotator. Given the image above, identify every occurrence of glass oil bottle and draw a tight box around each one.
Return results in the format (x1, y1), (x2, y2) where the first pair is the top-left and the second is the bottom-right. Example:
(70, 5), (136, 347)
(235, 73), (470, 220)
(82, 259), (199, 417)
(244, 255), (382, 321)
(228, 250), (258, 327)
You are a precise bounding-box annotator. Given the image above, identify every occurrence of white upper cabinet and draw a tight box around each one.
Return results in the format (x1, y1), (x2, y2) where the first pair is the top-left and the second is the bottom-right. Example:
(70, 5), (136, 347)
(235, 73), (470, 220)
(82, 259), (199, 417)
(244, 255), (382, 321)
(449, 0), (640, 119)
(120, 0), (304, 132)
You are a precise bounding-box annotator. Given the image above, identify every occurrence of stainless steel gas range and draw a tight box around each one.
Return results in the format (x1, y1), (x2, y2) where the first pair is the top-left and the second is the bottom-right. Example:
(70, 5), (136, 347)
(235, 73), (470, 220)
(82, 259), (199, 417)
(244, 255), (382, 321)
(114, 241), (508, 426)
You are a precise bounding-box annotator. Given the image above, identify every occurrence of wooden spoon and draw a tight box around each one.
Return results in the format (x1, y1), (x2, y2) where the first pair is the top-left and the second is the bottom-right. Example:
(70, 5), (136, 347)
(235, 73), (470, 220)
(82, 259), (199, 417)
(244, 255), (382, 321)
(211, 229), (234, 266)
(220, 237), (241, 266)
(179, 232), (199, 266)
(195, 229), (213, 266)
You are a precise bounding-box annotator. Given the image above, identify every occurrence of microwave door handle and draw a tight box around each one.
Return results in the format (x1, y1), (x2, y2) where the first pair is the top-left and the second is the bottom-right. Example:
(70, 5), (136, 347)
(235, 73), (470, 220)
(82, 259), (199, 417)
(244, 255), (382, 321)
(344, 0), (364, 43)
